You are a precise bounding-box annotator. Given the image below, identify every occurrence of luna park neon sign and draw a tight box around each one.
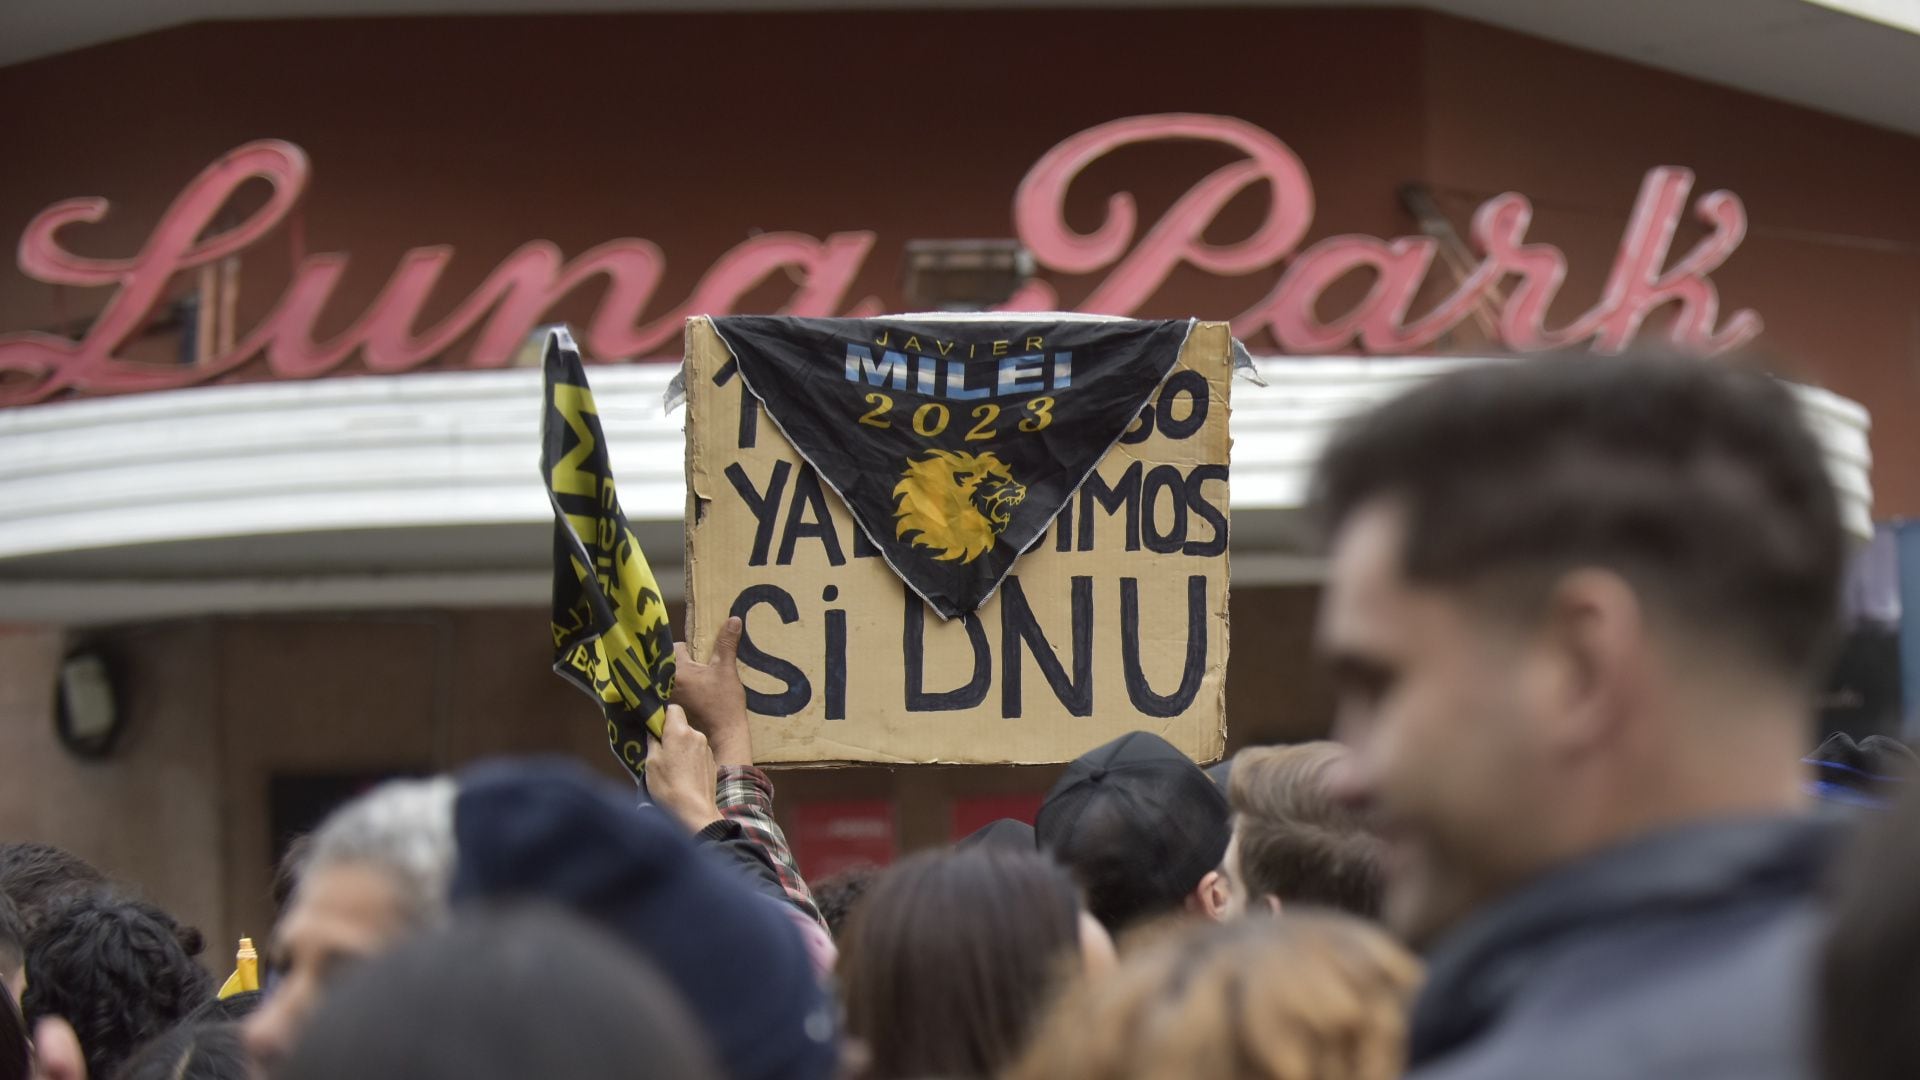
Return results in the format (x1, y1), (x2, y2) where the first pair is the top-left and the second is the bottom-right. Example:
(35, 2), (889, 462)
(0, 113), (1758, 406)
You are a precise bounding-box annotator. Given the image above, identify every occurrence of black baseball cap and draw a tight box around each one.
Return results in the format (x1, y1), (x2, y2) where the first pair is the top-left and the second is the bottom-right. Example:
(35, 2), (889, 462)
(957, 818), (1037, 852)
(1205, 757), (1233, 792)
(1035, 731), (1231, 932)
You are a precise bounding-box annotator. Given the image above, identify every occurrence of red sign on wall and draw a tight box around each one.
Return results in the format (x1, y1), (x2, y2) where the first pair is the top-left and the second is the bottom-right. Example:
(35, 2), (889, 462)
(0, 114), (1760, 406)
(787, 799), (896, 879)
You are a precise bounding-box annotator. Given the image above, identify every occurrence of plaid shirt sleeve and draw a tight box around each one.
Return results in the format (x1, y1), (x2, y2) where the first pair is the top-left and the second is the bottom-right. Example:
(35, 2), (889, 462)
(716, 764), (827, 930)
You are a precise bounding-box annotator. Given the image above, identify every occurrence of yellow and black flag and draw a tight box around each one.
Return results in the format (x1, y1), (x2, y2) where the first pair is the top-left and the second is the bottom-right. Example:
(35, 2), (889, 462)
(540, 327), (675, 781)
(712, 316), (1194, 620)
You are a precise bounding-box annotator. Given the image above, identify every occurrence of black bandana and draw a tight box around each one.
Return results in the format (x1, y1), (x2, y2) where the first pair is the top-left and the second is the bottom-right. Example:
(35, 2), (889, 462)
(714, 316), (1192, 618)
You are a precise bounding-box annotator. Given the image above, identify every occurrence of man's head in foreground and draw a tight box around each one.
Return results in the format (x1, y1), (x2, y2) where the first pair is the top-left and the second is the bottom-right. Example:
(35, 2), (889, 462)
(1221, 742), (1384, 918)
(1037, 731), (1232, 934)
(1311, 355), (1843, 947)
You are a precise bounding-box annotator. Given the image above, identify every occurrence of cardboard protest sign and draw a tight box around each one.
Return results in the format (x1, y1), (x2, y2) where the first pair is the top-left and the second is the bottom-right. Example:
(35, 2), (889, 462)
(685, 316), (1230, 766)
(542, 327), (676, 780)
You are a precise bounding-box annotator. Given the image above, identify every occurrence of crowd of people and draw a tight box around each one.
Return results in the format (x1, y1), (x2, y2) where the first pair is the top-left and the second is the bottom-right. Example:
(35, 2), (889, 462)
(6, 351), (1920, 1079)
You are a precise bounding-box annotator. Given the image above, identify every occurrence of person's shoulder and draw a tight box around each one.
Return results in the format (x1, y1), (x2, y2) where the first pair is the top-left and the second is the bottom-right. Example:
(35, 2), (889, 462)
(1449, 901), (1823, 1080)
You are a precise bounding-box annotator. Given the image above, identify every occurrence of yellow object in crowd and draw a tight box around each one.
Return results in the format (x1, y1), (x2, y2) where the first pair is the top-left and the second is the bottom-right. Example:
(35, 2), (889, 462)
(217, 937), (259, 999)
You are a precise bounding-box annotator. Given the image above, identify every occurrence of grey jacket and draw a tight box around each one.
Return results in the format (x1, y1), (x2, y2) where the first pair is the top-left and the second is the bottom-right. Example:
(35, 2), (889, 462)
(1408, 817), (1837, 1080)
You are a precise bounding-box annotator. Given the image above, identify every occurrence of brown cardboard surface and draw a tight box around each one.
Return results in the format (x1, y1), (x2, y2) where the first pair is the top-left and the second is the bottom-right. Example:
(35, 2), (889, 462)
(685, 317), (1230, 765)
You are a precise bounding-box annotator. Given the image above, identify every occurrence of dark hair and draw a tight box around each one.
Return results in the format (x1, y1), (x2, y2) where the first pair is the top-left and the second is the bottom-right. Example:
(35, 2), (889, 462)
(1311, 355), (1844, 683)
(116, 1023), (251, 1080)
(1821, 785), (1920, 1080)
(0, 844), (202, 960)
(21, 894), (213, 1080)
(132, 899), (203, 961)
(839, 846), (1084, 1080)
(1227, 743), (1384, 917)
(812, 866), (878, 940)
(0, 892), (21, 979)
(189, 990), (261, 1024)
(1, 994), (26, 1080)
(0, 844), (105, 935)
(279, 907), (718, 1080)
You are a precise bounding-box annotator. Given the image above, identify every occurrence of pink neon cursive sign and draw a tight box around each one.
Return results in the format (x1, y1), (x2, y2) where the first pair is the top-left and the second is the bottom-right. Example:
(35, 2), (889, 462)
(0, 113), (1758, 406)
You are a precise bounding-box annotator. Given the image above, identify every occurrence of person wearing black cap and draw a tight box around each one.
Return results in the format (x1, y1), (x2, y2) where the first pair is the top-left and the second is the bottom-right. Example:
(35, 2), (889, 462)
(1035, 731), (1232, 935)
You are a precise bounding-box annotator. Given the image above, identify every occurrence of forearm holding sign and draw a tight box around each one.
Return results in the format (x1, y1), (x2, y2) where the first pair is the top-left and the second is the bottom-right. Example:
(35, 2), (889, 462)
(648, 703), (796, 908)
(675, 618), (827, 929)
(716, 765), (825, 929)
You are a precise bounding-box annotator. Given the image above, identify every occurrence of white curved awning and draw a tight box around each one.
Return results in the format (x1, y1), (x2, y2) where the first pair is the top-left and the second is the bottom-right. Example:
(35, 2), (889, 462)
(0, 358), (1872, 625)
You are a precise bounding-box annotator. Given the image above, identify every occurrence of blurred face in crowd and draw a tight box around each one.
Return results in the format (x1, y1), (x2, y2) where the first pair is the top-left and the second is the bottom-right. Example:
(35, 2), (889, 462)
(244, 860), (418, 1070)
(1318, 501), (1567, 947)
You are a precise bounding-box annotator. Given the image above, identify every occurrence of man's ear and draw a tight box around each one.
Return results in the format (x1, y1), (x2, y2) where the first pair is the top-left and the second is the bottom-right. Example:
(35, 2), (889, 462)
(1540, 568), (1646, 755)
(1186, 870), (1230, 921)
(1262, 894), (1283, 917)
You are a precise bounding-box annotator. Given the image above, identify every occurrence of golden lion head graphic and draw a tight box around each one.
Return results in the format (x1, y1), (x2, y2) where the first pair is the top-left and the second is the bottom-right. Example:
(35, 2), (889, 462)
(893, 450), (1028, 563)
